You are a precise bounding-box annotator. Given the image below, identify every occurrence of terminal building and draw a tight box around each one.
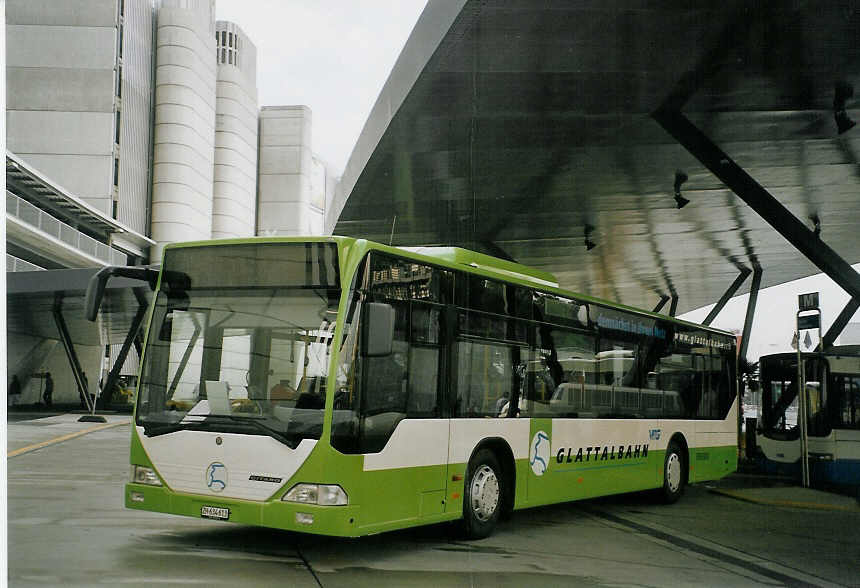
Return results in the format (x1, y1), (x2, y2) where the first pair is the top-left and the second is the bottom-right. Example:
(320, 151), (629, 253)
(7, 0), (860, 412)
(5, 0), (336, 406)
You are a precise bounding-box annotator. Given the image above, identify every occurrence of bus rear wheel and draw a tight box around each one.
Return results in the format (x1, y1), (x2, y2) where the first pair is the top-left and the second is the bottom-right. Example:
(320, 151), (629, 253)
(660, 440), (686, 504)
(462, 449), (503, 539)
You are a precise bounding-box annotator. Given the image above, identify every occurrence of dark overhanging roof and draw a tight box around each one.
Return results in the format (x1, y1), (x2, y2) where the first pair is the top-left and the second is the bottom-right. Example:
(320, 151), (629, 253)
(332, 1), (860, 316)
(7, 269), (151, 347)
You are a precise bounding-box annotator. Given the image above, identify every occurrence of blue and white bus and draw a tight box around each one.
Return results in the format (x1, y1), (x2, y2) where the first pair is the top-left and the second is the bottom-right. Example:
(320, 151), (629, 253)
(756, 346), (860, 487)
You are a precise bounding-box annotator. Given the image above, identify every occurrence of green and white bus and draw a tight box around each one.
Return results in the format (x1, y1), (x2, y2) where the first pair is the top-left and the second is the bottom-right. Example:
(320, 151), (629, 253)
(96, 237), (738, 538)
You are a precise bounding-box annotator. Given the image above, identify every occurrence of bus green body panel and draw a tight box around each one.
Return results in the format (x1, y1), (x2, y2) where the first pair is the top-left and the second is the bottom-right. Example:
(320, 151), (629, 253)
(128, 418), (735, 536)
(690, 445), (737, 483)
(126, 446), (736, 537)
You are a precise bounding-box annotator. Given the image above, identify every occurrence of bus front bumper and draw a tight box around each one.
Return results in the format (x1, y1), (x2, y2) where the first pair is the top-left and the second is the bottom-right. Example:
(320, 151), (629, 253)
(126, 483), (362, 536)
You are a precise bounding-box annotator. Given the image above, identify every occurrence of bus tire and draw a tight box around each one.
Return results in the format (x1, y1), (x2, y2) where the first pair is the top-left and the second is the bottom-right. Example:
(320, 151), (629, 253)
(462, 449), (503, 539)
(661, 440), (686, 504)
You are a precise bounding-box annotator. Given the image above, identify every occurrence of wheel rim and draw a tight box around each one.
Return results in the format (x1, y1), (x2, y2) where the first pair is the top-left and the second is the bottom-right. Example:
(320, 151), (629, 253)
(470, 464), (500, 522)
(666, 452), (682, 493)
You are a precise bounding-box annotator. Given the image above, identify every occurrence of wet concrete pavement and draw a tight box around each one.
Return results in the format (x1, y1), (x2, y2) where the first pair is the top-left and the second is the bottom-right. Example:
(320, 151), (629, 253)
(7, 414), (859, 587)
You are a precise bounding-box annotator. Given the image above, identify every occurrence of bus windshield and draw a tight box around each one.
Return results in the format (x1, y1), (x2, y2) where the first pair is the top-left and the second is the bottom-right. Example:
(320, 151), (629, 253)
(136, 242), (340, 448)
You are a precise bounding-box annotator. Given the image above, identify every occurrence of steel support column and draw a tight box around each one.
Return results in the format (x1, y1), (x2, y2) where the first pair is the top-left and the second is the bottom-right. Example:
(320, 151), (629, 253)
(737, 267), (762, 459)
(653, 109), (860, 303)
(703, 268), (752, 326)
(820, 297), (860, 351)
(52, 293), (93, 413)
(739, 268), (763, 363)
(669, 295), (679, 318)
(99, 287), (148, 408)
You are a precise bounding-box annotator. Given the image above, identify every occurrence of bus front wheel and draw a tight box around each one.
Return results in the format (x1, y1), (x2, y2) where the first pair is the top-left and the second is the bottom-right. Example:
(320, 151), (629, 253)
(462, 449), (503, 539)
(661, 440), (686, 504)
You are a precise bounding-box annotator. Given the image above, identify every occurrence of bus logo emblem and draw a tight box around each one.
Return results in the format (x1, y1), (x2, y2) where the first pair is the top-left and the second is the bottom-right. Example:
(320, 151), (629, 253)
(530, 430), (550, 476)
(649, 429), (661, 441)
(206, 462), (228, 492)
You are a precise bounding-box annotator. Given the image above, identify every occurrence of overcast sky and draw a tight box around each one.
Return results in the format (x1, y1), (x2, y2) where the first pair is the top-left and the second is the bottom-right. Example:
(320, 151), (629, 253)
(679, 265), (860, 361)
(215, 0), (427, 175)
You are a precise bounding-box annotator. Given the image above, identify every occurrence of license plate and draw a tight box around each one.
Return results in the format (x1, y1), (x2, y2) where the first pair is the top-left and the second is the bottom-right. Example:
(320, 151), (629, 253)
(201, 506), (230, 520)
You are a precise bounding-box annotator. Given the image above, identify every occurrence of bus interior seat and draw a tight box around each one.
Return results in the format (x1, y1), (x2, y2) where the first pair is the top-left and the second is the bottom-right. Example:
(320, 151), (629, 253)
(295, 392), (324, 410)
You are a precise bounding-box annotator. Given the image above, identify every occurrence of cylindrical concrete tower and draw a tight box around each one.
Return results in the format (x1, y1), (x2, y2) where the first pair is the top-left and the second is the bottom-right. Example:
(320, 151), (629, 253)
(212, 21), (259, 239)
(150, 0), (217, 260)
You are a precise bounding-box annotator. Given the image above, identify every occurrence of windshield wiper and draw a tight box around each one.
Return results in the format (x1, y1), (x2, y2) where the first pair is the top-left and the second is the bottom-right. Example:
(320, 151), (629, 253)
(142, 415), (297, 447)
(143, 421), (205, 437)
(200, 414), (295, 448)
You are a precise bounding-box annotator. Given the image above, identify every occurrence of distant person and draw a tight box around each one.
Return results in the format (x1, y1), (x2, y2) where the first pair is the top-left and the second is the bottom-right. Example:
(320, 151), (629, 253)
(43, 372), (54, 408)
(8, 375), (21, 407)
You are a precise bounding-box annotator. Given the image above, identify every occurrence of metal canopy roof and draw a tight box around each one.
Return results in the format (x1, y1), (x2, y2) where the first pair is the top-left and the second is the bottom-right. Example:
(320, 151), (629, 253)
(331, 1), (860, 316)
(6, 269), (151, 347)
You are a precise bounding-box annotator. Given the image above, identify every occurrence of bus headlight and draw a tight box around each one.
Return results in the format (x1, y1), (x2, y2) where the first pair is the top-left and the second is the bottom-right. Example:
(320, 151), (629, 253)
(131, 465), (163, 486)
(283, 483), (348, 506)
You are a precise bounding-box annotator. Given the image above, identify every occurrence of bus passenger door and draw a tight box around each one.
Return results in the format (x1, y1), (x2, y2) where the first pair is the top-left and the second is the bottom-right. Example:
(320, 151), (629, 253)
(407, 302), (450, 519)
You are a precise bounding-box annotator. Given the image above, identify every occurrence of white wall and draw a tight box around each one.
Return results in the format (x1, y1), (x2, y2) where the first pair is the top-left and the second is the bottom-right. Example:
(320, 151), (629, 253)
(257, 105), (326, 236)
(5, 0), (155, 228)
(5, 1), (119, 212)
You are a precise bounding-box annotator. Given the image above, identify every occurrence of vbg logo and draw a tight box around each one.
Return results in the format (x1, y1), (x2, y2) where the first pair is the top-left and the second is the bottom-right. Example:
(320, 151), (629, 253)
(206, 462), (228, 492)
(529, 430), (550, 476)
(649, 429), (661, 441)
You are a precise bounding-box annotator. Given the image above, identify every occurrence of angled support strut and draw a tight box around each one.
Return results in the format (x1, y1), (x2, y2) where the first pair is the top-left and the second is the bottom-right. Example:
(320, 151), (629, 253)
(702, 267), (752, 326)
(819, 297), (860, 351)
(738, 268), (763, 362)
(99, 287), (149, 408)
(652, 108), (860, 303)
(53, 293), (94, 414)
(653, 295), (670, 314)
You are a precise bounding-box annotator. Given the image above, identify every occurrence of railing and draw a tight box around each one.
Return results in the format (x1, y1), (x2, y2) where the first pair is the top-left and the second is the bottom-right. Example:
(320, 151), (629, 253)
(6, 254), (44, 272)
(6, 191), (127, 266)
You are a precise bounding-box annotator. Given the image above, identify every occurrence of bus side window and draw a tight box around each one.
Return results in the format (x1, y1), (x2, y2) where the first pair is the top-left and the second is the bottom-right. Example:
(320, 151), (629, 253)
(531, 326), (595, 418)
(835, 375), (860, 429)
(408, 302), (442, 417)
(639, 334), (670, 417)
(597, 337), (640, 417)
(658, 353), (696, 418)
(456, 340), (525, 418)
(357, 255), (452, 452)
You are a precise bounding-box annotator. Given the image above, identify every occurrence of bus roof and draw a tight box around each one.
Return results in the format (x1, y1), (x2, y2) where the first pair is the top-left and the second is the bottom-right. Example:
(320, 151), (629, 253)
(397, 246), (558, 288)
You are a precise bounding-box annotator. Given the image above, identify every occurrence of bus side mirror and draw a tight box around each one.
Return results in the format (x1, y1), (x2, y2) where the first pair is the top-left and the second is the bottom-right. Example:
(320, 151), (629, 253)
(85, 265), (159, 321)
(85, 268), (111, 321)
(363, 303), (395, 357)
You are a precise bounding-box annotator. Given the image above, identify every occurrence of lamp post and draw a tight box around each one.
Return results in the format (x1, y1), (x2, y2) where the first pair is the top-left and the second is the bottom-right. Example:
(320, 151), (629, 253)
(796, 292), (822, 488)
